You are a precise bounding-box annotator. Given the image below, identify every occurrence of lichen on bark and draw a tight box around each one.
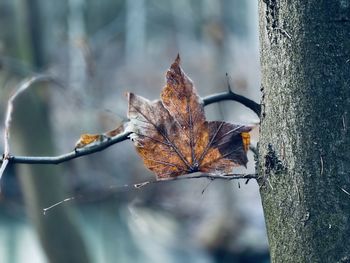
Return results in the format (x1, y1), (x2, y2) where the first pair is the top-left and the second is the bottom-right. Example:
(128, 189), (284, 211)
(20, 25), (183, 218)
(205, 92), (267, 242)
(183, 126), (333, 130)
(258, 0), (350, 262)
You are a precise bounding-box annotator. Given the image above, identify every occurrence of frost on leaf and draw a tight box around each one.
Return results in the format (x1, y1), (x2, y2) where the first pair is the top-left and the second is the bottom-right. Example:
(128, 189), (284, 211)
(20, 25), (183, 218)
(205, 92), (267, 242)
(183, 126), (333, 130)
(127, 55), (252, 179)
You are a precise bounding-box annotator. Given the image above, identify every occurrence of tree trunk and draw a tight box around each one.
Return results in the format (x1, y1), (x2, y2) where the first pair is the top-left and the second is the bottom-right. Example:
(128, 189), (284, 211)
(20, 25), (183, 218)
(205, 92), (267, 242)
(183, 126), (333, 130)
(258, 1), (350, 262)
(10, 0), (91, 262)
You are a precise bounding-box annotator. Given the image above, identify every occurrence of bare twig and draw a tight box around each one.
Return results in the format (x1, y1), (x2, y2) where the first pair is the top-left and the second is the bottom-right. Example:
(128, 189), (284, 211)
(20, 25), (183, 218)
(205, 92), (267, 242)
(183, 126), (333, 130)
(203, 91), (261, 117)
(134, 173), (258, 188)
(201, 180), (213, 194)
(43, 197), (76, 215)
(5, 131), (131, 164)
(0, 75), (61, 181)
(43, 172), (258, 214)
(225, 73), (233, 93)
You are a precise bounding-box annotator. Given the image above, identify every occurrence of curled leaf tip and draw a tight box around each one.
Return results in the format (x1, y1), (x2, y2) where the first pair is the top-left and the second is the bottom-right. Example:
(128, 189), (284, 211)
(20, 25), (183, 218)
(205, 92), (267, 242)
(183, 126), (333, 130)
(175, 53), (181, 64)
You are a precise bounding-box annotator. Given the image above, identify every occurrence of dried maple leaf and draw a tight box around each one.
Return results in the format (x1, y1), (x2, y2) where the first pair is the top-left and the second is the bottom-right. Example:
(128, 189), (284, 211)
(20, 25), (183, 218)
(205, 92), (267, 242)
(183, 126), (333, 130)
(127, 55), (252, 179)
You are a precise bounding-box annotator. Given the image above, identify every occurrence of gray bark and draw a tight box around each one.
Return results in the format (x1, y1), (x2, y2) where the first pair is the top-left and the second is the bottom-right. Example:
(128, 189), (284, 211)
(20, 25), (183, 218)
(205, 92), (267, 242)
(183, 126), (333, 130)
(258, 0), (350, 262)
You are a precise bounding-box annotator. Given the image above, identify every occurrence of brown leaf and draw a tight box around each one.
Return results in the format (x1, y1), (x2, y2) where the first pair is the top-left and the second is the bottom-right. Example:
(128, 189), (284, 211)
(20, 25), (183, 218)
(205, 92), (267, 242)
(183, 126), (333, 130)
(127, 55), (252, 179)
(75, 134), (103, 149)
(75, 124), (125, 149)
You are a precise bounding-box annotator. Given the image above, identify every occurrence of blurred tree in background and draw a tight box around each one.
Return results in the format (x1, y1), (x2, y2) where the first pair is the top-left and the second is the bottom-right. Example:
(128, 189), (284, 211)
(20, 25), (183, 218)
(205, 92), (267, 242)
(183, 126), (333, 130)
(0, 0), (267, 262)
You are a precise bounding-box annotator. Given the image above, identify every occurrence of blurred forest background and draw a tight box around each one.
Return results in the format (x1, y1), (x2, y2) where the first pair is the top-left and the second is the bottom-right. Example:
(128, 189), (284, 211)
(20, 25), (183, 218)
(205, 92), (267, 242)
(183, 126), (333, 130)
(0, 0), (268, 262)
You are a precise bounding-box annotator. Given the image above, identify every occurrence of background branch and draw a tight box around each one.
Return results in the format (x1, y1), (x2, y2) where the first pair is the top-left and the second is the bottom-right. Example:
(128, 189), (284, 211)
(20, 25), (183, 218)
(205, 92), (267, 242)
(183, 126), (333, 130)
(0, 75), (62, 181)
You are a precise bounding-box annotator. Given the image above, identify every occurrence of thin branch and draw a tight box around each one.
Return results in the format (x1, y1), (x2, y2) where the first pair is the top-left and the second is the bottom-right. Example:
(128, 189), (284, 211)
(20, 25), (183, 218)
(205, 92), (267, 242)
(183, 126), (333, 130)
(134, 173), (258, 188)
(6, 131), (131, 164)
(0, 75), (62, 181)
(43, 172), (258, 214)
(43, 197), (76, 215)
(203, 91), (261, 117)
(225, 73), (233, 93)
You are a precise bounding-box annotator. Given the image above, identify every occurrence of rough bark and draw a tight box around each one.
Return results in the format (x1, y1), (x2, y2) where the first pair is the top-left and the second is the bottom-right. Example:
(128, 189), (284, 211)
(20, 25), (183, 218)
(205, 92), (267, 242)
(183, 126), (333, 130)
(258, 0), (350, 262)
